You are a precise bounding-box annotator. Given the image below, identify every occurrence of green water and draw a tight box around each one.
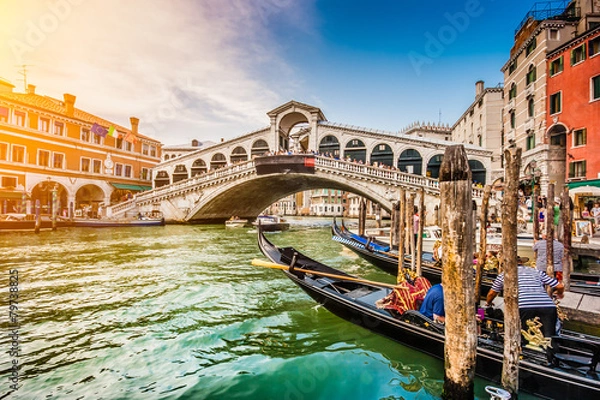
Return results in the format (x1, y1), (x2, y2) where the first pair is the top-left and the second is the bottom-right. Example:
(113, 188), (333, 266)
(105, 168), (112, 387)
(0, 220), (540, 399)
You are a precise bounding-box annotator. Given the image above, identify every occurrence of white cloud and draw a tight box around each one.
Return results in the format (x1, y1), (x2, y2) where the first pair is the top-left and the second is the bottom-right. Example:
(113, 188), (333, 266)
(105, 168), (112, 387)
(0, 0), (313, 145)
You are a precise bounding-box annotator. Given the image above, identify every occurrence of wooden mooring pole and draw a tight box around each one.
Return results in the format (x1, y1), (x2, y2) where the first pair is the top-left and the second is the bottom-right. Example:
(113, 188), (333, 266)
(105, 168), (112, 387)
(397, 189), (406, 283)
(440, 145), (476, 399)
(501, 146), (522, 398)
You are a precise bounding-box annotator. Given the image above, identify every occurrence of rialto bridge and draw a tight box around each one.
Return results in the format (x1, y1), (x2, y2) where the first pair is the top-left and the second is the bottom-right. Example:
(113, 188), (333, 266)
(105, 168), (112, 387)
(106, 101), (494, 223)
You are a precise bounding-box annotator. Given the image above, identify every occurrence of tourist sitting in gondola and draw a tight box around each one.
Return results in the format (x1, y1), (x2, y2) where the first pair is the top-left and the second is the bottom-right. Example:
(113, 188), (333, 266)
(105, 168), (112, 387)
(375, 273), (432, 316)
(419, 283), (445, 324)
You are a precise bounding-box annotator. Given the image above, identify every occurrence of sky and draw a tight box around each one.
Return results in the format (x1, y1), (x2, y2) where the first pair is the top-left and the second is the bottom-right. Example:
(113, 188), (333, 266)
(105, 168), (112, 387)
(0, 0), (537, 146)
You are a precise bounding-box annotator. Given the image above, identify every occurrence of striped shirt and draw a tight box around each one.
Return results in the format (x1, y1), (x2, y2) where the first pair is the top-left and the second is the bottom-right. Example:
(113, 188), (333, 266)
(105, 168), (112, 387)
(491, 266), (559, 309)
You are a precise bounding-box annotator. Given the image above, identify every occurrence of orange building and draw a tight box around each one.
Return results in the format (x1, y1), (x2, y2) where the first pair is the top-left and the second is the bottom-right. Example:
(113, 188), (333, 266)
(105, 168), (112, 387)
(0, 78), (162, 217)
(546, 25), (600, 215)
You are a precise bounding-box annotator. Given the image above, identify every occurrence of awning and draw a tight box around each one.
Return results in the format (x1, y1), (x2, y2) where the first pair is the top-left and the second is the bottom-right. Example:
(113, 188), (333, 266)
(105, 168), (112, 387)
(110, 183), (152, 191)
(567, 180), (600, 195)
(0, 190), (30, 200)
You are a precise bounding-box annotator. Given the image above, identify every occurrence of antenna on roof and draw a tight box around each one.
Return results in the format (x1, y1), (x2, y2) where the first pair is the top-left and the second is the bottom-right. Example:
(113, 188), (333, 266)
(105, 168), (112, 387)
(15, 64), (33, 91)
(438, 109), (442, 125)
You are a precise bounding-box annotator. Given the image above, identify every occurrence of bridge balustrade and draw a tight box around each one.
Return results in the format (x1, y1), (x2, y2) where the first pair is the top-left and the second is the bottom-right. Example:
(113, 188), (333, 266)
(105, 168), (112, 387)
(108, 154), (485, 219)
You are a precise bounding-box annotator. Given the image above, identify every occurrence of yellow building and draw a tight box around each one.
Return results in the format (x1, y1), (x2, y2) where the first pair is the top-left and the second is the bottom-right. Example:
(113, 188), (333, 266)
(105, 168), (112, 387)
(0, 78), (162, 217)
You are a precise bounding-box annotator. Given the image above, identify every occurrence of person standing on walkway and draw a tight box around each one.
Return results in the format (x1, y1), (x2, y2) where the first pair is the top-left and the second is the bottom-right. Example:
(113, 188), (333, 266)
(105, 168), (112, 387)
(592, 202), (600, 229)
(532, 233), (564, 281)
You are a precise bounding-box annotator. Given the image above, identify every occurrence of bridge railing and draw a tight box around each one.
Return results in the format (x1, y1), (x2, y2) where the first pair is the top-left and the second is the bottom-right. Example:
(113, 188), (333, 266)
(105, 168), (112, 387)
(109, 160), (257, 216)
(314, 156), (441, 192)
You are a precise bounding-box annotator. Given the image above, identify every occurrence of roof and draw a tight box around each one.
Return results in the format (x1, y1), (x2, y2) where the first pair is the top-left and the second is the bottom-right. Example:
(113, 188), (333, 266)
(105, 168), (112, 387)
(0, 90), (160, 144)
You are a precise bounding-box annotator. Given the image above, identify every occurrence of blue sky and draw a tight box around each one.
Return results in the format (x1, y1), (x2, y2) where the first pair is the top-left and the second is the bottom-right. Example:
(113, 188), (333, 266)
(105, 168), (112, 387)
(0, 0), (537, 145)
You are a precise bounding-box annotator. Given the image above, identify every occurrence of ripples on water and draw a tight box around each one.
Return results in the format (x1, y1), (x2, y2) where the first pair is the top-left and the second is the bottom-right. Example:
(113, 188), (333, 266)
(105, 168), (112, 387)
(0, 220), (538, 399)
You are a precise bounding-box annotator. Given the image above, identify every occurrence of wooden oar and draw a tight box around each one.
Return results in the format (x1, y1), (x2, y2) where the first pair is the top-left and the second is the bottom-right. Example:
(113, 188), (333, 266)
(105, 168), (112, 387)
(251, 259), (398, 289)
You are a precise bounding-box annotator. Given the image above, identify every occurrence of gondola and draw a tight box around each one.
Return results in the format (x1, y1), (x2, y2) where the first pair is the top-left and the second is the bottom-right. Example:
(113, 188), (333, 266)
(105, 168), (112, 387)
(256, 228), (600, 398)
(332, 218), (600, 297)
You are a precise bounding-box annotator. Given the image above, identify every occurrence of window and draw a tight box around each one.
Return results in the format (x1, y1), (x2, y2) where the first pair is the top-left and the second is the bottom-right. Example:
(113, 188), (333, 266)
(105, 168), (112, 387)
(38, 150), (50, 167)
(526, 133), (535, 150)
(528, 98), (535, 117)
(0, 143), (7, 160)
(12, 145), (25, 163)
(549, 56), (563, 75)
(510, 111), (516, 129)
(509, 83), (517, 99)
(571, 44), (586, 65)
(115, 163), (123, 176)
(124, 165), (132, 178)
(124, 141), (132, 152)
(509, 60), (517, 74)
(574, 128), (587, 146)
(526, 37), (536, 56)
(92, 159), (102, 174)
(569, 160), (586, 179)
(592, 75), (600, 101)
(14, 111), (25, 127)
(549, 29), (559, 40)
(81, 128), (90, 142)
(92, 134), (102, 145)
(549, 92), (562, 114)
(54, 122), (64, 136)
(81, 157), (91, 172)
(590, 36), (600, 57)
(141, 167), (151, 180)
(526, 65), (536, 85)
(116, 138), (124, 149)
(53, 153), (64, 169)
(39, 118), (49, 132)
(0, 106), (8, 123)
(1, 176), (17, 188)
(150, 145), (156, 157)
(142, 143), (149, 155)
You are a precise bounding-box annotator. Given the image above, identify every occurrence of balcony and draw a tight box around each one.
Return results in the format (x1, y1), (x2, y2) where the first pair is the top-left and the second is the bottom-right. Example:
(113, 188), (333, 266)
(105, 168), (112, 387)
(507, 97), (515, 110)
(525, 83), (535, 98)
(524, 118), (535, 132)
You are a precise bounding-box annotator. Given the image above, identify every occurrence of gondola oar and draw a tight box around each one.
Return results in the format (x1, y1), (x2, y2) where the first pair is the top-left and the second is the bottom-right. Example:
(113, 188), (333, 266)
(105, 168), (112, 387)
(251, 259), (398, 289)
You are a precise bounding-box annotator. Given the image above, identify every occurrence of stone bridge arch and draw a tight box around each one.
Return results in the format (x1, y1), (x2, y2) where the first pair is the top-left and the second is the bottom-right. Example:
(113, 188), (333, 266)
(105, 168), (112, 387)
(185, 170), (395, 222)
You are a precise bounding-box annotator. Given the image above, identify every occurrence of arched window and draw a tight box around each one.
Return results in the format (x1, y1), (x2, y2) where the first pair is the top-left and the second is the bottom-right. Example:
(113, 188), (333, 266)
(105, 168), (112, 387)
(318, 135), (340, 157)
(154, 171), (170, 188)
(172, 164), (188, 183)
(528, 98), (535, 118)
(191, 159), (207, 176)
(251, 139), (269, 157)
(344, 139), (366, 163)
(468, 160), (486, 185)
(370, 143), (393, 167)
(397, 149), (423, 175)
(426, 154), (444, 179)
(526, 64), (536, 85)
(230, 146), (248, 164)
(210, 153), (227, 170)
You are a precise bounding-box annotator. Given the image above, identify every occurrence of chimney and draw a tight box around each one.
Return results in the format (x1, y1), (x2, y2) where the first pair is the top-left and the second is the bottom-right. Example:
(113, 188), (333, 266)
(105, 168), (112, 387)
(63, 93), (76, 116)
(130, 117), (139, 135)
(475, 80), (484, 97)
(26, 84), (36, 94)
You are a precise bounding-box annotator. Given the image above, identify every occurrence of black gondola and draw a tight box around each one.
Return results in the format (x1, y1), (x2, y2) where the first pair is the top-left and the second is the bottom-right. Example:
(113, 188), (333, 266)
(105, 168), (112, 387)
(256, 228), (600, 399)
(332, 218), (600, 297)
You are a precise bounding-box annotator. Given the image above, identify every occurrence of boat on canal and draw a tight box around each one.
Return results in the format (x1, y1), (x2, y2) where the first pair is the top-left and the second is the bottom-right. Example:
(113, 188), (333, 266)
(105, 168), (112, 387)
(332, 218), (600, 297)
(256, 228), (600, 399)
(68, 216), (165, 228)
(225, 216), (249, 228)
(252, 215), (290, 232)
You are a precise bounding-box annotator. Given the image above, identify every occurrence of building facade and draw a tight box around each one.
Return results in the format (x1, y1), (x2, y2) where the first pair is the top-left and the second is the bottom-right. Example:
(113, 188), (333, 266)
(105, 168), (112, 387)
(0, 79), (162, 218)
(501, 0), (600, 198)
(546, 25), (600, 216)
(452, 81), (504, 186)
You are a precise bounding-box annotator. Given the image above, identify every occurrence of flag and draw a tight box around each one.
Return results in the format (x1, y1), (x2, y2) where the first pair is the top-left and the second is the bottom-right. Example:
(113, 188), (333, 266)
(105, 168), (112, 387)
(91, 122), (107, 137)
(107, 126), (120, 138)
(124, 131), (138, 144)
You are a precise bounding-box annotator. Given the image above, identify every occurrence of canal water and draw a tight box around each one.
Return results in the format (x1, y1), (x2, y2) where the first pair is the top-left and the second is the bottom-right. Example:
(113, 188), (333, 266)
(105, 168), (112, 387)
(1, 219), (541, 399)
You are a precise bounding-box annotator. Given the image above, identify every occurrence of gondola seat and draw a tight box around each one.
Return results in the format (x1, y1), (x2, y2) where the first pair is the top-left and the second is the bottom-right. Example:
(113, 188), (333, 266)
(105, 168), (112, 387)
(400, 310), (444, 333)
(547, 336), (600, 376)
